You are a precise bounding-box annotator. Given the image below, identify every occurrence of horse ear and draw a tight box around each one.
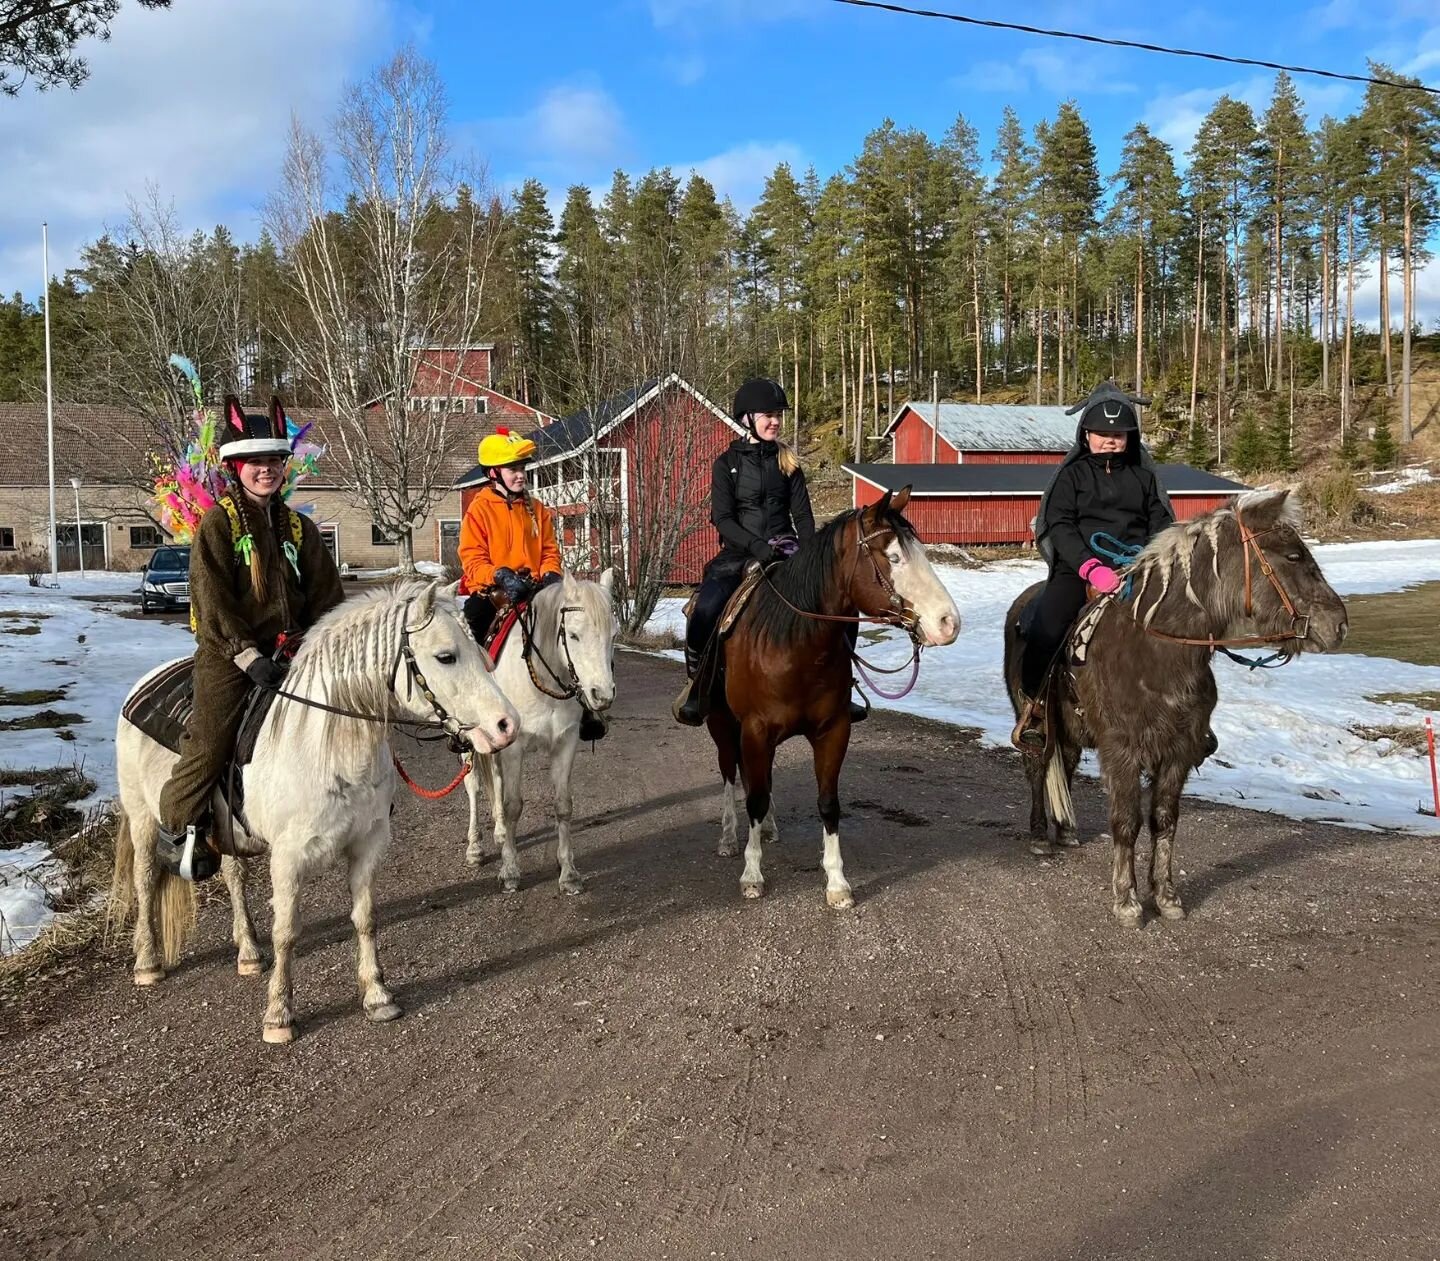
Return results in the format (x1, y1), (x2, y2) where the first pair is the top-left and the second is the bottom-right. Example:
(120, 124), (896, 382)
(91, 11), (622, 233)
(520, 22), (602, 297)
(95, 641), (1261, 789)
(440, 579), (461, 603)
(599, 567), (615, 597)
(1237, 487), (1302, 533)
(411, 581), (438, 624)
(223, 395), (246, 435)
(891, 485), (912, 514)
(269, 396), (288, 441)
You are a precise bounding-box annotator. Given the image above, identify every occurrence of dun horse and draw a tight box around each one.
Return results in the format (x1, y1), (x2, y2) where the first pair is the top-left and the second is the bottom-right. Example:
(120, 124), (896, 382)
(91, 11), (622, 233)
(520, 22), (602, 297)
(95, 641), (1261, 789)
(1003, 489), (1348, 925)
(111, 580), (521, 1042)
(705, 487), (960, 906)
(464, 571), (618, 893)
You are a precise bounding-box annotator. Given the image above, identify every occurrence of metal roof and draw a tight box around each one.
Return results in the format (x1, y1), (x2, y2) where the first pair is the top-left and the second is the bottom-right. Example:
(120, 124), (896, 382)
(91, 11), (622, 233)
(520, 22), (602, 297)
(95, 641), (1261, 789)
(844, 462), (1249, 496)
(884, 401), (1076, 451)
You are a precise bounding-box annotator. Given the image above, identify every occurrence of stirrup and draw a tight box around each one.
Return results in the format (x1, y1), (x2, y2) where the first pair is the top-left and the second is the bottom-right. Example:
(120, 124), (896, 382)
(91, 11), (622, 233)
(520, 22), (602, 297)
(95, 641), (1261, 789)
(157, 822), (221, 883)
(672, 678), (708, 727)
(1010, 695), (1047, 752)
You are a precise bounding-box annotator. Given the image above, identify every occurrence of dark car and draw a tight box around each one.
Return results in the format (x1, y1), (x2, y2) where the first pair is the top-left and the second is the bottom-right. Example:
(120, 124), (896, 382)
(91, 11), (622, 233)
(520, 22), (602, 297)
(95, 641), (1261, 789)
(140, 545), (191, 614)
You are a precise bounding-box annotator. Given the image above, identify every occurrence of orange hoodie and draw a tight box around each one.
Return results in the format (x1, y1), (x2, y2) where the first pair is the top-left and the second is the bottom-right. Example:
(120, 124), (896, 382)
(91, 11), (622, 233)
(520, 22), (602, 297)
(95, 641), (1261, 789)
(458, 485), (562, 594)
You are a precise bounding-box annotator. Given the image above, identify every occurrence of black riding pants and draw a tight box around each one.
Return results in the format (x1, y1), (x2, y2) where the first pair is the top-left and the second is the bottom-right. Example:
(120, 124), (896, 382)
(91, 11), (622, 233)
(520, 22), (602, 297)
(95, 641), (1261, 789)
(1020, 571), (1089, 697)
(687, 569), (743, 658)
(463, 594), (496, 647)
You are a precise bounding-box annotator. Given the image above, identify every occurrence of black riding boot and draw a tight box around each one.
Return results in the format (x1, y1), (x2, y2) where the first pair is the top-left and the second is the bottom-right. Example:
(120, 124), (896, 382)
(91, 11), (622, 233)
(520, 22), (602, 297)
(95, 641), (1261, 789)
(156, 820), (221, 883)
(673, 643), (711, 727)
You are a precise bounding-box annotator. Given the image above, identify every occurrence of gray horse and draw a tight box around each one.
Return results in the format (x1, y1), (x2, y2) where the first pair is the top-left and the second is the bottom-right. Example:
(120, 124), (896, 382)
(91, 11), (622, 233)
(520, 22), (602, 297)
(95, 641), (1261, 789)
(1003, 489), (1348, 926)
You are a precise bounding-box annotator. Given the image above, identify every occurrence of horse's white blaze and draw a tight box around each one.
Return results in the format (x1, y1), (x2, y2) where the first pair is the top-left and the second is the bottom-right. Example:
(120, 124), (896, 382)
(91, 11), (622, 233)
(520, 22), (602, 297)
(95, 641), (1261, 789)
(889, 538), (960, 647)
(822, 826), (852, 909)
(467, 572), (618, 891)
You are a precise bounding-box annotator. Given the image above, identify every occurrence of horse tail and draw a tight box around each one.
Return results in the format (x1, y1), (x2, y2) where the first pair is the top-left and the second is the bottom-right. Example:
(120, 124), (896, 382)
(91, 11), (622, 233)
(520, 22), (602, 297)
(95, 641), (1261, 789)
(156, 870), (197, 971)
(1044, 746), (1075, 833)
(106, 808), (135, 938)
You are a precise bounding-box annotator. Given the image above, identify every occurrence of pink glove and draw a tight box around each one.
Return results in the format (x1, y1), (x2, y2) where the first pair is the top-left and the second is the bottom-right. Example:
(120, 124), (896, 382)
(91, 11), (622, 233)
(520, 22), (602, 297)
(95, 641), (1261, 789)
(1079, 558), (1121, 594)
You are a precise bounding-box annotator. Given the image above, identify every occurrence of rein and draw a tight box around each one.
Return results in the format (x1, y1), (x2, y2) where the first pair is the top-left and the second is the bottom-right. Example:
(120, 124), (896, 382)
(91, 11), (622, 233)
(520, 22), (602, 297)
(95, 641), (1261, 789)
(515, 599), (584, 701)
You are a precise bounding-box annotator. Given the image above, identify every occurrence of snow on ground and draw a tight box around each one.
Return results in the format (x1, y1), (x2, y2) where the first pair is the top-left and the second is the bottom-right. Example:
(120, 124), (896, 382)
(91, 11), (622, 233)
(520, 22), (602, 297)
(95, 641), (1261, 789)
(647, 539), (1440, 836)
(1, 572), (193, 954)
(1365, 466), (1435, 495)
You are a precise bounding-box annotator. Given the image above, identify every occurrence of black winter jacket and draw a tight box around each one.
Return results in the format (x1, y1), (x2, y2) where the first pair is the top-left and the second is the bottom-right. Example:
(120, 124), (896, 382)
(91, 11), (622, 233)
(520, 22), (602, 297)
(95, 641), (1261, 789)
(709, 439), (815, 571)
(1035, 423), (1174, 578)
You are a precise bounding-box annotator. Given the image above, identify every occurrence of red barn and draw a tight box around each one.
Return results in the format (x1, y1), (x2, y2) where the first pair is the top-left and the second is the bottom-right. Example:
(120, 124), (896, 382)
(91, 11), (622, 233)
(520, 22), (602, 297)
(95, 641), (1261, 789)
(845, 462), (1248, 547)
(455, 373), (743, 584)
(885, 401), (1074, 465)
(369, 344), (552, 433)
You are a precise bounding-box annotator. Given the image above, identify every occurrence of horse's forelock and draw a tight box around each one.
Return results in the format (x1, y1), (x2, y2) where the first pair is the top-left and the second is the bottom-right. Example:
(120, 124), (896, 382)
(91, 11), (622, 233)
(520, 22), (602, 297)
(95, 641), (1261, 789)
(1129, 508), (1245, 631)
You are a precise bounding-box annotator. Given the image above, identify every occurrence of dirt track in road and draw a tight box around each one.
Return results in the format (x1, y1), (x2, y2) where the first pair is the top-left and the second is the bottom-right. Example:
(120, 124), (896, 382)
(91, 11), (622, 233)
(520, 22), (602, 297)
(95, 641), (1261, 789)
(3, 650), (1439, 1260)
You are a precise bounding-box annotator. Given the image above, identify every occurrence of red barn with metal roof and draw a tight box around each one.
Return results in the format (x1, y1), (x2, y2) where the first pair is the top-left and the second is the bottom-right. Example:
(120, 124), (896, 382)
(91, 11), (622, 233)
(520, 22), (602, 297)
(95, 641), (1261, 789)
(845, 462), (1248, 547)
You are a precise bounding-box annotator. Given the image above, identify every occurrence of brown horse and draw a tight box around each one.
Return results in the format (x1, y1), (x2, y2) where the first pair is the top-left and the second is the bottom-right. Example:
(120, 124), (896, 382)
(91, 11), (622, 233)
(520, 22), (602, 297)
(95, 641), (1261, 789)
(1002, 488), (1348, 926)
(704, 487), (960, 907)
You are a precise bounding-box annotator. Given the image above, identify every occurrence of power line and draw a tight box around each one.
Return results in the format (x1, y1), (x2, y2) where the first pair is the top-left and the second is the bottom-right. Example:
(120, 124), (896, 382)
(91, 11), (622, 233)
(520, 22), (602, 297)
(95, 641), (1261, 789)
(829, 0), (1440, 97)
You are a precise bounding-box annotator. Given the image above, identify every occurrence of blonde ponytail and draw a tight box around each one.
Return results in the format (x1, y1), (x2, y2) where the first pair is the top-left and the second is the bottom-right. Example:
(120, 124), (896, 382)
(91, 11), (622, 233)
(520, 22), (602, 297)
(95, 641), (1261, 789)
(776, 441), (801, 477)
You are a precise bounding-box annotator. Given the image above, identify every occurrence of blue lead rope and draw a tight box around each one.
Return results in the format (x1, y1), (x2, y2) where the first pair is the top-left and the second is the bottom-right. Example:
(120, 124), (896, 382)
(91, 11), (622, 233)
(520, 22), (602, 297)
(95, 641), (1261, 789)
(1087, 531), (1144, 599)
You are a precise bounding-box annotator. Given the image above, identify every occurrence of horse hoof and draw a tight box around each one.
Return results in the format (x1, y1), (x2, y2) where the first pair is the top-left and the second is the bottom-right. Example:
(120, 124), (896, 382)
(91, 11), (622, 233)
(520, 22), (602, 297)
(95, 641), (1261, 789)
(559, 877), (585, 896)
(1157, 901), (1187, 921)
(262, 1023), (295, 1045)
(825, 890), (855, 910)
(132, 967), (165, 987)
(236, 958), (264, 977)
(1113, 905), (1145, 929)
(1055, 832), (1083, 848)
(365, 1001), (403, 1023)
(1029, 839), (1056, 857)
(761, 829), (780, 846)
(718, 842), (739, 859)
(741, 882), (764, 900)
(500, 879), (521, 894)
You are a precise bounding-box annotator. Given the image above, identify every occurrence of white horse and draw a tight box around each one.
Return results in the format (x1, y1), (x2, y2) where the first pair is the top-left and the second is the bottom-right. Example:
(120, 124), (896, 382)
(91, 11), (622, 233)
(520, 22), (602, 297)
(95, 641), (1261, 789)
(464, 571), (618, 893)
(110, 580), (520, 1044)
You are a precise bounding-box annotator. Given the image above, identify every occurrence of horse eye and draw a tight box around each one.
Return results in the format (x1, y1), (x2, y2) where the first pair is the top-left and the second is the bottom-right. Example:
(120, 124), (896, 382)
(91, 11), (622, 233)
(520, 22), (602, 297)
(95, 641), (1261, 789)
(434, 650), (457, 665)
(887, 551), (902, 564)
(568, 631), (580, 641)
(1285, 552), (1302, 563)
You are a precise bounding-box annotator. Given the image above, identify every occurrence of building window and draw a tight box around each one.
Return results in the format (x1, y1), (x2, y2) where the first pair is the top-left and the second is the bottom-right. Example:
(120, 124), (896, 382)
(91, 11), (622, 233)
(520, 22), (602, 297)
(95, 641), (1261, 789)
(0, 526), (14, 550)
(474, 396), (487, 415)
(409, 396), (424, 412)
(371, 524), (398, 546)
(318, 524), (340, 565)
(129, 525), (163, 549)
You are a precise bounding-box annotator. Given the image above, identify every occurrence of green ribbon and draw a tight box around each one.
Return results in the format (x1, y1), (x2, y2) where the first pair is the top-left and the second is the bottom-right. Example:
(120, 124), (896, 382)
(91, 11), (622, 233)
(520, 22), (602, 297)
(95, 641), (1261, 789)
(235, 533), (254, 565)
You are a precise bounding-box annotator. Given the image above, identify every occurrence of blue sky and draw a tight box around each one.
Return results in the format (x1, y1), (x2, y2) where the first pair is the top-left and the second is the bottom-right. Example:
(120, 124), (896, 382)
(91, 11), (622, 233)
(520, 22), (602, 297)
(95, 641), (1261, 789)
(4, 0), (1438, 321)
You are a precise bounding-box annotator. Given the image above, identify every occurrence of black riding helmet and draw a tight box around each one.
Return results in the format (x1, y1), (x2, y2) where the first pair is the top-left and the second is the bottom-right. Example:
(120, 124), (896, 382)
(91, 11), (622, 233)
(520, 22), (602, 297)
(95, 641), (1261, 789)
(733, 378), (789, 430)
(1070, 379), (1141, 434)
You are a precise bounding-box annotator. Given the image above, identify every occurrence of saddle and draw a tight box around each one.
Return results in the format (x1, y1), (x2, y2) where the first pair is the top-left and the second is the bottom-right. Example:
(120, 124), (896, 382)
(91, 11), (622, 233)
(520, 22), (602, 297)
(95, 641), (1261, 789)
(121, 658), (278, 845)
(680, 561), (774, 641)
(482, 603), (523, 664)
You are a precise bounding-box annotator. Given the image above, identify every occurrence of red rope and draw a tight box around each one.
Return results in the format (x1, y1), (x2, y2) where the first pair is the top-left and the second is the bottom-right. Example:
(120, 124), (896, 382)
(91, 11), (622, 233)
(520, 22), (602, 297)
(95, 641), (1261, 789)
(392, 752), (471, 800)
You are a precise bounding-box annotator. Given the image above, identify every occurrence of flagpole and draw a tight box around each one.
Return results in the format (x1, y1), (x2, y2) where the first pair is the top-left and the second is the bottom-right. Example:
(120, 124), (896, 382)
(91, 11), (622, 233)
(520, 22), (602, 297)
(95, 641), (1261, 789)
(42, 223), (58, 580)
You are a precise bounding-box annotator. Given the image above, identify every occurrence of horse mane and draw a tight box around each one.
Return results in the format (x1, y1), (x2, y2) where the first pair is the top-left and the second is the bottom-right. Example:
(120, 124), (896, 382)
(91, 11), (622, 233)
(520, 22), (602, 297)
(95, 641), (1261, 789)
(272, 579), (437, 747)
(748, 505), (917, 646)
(1127, 490), (1302, 630)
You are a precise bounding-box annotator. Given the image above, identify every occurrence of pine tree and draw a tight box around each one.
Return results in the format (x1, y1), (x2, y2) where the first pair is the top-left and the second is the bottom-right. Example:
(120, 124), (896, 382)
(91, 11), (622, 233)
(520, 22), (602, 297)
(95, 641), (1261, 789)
(1113, 123), (1181, 394)
(1184, 414), (1212, 469)
(503, 178), (557, 407)
(1230, 408), (1266, 474)
(1267, 395), (1295, 471)
(1370, 401), (1397, 468)
(989, 107), (1035, 384)
(1337, 416), (1361, 468)
(1038, 102), (1101, 403)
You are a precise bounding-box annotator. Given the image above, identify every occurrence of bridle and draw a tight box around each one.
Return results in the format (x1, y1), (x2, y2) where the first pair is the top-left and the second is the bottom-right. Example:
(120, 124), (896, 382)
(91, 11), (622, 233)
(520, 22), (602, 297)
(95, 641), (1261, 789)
(761, 515), (924, 646)
(515, 598), (586, 701)
(1136, 507), (1310, 657)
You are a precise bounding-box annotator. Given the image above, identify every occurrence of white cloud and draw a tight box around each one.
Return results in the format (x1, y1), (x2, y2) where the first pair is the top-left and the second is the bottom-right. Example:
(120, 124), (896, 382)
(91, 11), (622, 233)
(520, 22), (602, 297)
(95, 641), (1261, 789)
(530, 86), (628, 163)
(951, 60), (1029, 94)
(679, 141), (806, 212)
(1350, 256), (1440, 333)
(647, 0), (819, 30)
(949, 46), (1136, 97)
(1144, 73), (1359, 159)
(1, 0), (390, 298)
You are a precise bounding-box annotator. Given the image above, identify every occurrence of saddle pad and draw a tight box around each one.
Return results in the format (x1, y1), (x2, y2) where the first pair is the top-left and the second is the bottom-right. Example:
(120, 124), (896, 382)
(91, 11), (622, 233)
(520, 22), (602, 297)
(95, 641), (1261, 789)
(483, 604), (522, 665)
(122, 658), (196, 754)
(1067, 596), (1113, 668)
(718, 563), (772, 639)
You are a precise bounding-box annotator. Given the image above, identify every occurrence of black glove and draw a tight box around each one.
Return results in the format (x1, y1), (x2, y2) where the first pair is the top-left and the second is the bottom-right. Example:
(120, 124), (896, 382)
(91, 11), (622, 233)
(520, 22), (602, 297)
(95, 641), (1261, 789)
(245, 657), (287, 689)
(537, 572), (563, 590)
(493, 567), (527, 601)
(749, 540), (780, 565)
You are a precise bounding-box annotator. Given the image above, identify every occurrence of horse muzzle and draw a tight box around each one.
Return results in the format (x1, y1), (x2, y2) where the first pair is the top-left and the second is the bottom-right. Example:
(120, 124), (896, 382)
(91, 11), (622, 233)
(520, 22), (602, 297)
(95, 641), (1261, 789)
(922, 611), (961, 647)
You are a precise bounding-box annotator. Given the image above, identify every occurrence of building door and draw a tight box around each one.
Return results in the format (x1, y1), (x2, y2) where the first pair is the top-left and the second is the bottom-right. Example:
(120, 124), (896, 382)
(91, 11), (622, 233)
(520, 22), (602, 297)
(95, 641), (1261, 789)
(438, 519), (460, 571)
(318, 524), (339, 567)
(55, 523), (106, 572)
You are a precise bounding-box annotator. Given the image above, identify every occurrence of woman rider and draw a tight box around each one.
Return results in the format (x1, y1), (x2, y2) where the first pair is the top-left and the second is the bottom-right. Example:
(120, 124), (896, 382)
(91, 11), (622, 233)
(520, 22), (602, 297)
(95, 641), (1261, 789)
(156, 397), (346, 881)
(674, 378), (865, 727)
